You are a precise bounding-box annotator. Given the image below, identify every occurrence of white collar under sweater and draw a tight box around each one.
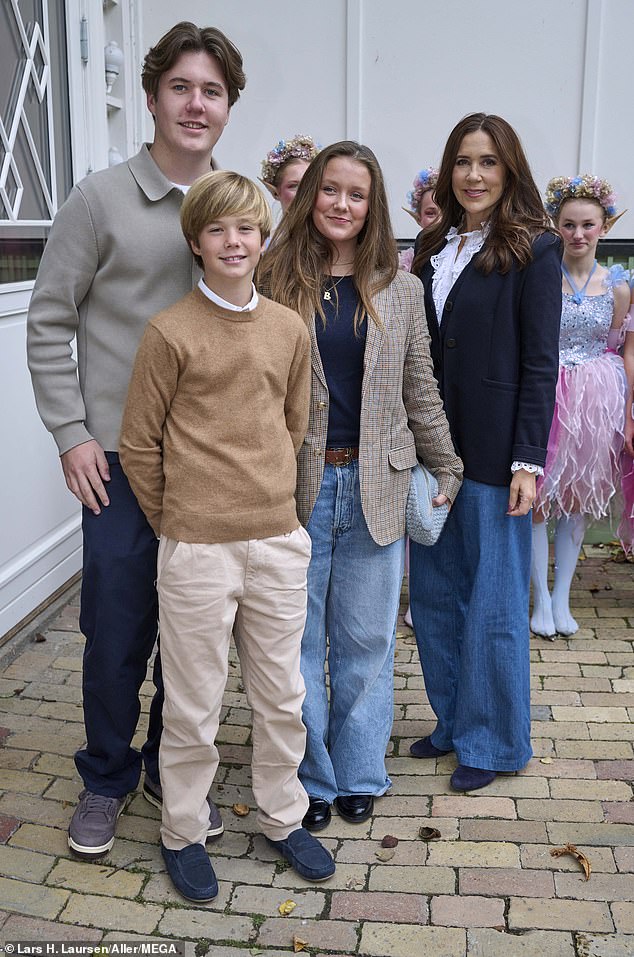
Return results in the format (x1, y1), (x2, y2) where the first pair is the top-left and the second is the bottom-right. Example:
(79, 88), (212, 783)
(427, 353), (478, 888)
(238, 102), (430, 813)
(198, 277), (259, 312)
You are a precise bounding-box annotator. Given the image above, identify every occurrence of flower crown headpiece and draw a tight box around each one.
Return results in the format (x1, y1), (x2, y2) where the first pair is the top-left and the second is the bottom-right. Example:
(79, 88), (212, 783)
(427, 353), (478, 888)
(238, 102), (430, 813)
(545, 174), (618, 219)
(260, 134), (321, 187)
(404, 167), (439, 216)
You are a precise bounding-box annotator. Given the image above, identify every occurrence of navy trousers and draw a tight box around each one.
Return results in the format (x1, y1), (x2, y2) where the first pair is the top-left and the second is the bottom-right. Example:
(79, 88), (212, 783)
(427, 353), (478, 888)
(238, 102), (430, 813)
(75, 452), (162, 797)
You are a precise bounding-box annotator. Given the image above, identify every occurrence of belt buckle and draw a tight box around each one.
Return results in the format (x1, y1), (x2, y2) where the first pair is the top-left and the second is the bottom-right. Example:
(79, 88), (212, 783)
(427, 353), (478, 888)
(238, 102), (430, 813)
(333, 447), (352, 467)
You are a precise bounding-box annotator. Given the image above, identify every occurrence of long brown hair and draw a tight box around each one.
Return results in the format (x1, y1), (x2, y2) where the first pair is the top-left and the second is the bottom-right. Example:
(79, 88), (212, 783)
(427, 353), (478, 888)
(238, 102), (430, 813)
(412, 113), (550, 276)
(257, 141), (398, 329)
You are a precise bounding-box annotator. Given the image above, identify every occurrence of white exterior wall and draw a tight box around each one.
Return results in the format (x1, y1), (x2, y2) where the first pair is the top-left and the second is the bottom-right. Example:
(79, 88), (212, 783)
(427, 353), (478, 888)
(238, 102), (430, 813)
(143, 0), (633, 240)
(3, 0), (632, 638)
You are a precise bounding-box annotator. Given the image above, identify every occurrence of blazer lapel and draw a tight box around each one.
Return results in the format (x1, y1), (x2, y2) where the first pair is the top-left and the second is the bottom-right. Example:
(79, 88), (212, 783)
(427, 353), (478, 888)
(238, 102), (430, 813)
(362, 285), (389, 396)
(308, 316), (328, 389)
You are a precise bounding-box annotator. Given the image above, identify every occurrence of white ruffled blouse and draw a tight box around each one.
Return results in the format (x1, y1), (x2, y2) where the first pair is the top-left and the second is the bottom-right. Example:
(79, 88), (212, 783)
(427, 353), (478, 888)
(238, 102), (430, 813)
(431, 225), (486, 323)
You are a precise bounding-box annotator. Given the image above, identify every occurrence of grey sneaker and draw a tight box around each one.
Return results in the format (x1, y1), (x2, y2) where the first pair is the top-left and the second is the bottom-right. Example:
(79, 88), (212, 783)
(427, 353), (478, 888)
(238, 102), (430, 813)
(143, 776), (224, 840)
(68, 789), (126, 859)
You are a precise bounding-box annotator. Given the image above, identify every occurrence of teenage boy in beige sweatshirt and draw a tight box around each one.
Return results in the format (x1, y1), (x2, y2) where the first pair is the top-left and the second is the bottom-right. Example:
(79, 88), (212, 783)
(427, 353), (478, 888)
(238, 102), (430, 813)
(27, 22), (244, 859)
(120, 171), (335, 902)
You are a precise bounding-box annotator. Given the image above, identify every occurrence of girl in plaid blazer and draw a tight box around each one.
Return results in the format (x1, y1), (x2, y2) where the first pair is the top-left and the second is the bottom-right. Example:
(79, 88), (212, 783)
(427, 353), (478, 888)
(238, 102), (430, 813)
(259, 141), (462, 832)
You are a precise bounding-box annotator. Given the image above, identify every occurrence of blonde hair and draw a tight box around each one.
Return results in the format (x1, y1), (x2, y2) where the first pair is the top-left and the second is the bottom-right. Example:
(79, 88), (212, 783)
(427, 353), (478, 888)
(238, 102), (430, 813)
(258, 141), (397, 330)
(181, 171), (272, 268)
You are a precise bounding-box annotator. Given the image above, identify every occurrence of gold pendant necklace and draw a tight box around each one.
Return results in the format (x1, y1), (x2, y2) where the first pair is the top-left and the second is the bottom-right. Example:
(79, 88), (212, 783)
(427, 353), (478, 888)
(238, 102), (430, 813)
(323, 274), (349, 301)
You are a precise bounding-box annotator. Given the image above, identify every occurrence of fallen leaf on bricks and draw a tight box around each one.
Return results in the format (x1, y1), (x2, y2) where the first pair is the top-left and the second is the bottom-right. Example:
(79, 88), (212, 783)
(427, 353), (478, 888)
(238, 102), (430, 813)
(418, 826), (442, 841)
(381, 835), (399, 848)
(232, 803), (250, 817)
(346, 876), (364, 889)
(540, 757), (553, 764)
(292, 936), (308, 952)
(278, 899), (296, 916)
(33, 633), (47, 643)
(374, 847), (396, 862)
(550, 843), (592, 880)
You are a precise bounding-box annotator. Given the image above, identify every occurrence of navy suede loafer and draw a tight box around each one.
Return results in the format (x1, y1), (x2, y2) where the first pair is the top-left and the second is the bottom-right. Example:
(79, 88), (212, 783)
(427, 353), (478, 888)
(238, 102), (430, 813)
(409, 736), (452, 759)
(161, 842), (218, 902)
(266, 827), (335, 882)
(450, 765), (497, 792)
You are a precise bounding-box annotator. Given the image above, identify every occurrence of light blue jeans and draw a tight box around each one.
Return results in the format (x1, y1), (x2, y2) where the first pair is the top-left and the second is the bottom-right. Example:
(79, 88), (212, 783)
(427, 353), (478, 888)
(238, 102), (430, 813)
(299, 461), (405, 803)
(409, 478), (533, 772)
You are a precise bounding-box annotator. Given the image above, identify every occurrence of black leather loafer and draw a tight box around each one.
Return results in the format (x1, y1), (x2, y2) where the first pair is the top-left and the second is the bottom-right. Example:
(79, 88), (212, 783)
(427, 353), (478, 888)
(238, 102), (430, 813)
(334, 793), (374, 824)
(303, 797), (331, 832)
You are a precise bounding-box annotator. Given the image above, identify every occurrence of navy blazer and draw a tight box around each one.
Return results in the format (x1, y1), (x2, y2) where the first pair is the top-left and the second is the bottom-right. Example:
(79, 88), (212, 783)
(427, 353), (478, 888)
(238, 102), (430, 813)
(415, 231), (562, 486)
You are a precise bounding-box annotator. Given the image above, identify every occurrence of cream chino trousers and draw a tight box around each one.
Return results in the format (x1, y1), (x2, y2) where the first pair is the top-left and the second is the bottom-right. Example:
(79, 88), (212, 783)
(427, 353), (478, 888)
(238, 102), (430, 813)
(157, 527), (311, 849)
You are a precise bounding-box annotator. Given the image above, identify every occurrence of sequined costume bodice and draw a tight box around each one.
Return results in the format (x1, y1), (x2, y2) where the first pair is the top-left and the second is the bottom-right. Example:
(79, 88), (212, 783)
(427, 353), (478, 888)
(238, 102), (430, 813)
(558, 288), (614, 368)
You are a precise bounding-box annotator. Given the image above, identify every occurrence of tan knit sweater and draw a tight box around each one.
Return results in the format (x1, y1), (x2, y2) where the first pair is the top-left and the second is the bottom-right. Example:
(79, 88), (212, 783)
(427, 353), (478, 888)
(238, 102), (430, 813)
(119, 288), (310, 543)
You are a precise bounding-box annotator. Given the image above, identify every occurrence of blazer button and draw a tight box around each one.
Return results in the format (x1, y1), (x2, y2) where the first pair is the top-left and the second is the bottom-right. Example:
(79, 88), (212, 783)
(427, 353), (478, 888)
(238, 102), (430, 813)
(317, 401), (327, 409)
(446, 338), (457, 348)
(445, 300), (453, 312)
(314, 448), (322, 456)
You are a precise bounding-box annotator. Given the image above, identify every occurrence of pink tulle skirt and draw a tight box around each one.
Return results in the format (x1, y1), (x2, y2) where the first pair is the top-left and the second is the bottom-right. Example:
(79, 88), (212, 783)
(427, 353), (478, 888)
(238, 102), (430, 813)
(535, 351), (634, 545)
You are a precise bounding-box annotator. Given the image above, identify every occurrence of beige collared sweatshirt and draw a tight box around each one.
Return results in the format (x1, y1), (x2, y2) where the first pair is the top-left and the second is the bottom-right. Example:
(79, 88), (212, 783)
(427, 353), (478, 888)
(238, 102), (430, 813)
(119, 288), (311, 543)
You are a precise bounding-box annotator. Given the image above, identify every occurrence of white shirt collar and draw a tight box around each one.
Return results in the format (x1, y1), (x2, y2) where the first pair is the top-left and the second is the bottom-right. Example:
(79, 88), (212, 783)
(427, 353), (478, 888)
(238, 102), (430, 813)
(198, 277), (259, 312)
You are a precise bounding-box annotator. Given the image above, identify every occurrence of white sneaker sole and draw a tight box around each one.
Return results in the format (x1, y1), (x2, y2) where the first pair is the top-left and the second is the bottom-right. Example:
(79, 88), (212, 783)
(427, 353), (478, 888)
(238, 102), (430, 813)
(68, 801), (125, 859)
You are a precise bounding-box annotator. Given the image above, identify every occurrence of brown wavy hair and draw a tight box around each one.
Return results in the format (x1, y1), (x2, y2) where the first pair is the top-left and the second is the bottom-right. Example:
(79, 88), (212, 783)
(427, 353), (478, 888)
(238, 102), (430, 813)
(142, 22), (245, 107)
(257, 141), (398, 330)
(412, 113), (550, 276)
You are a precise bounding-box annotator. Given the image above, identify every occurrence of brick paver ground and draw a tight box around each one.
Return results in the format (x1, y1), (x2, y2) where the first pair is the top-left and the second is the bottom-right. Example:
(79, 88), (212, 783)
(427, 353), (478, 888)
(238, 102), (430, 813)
(0, 545), (632, 956)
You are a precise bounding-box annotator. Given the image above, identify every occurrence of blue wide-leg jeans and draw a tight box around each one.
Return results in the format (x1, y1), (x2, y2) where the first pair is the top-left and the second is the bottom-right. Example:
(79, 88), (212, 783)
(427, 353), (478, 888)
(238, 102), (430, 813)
(409, 478), (533, 772)
(76, 453), (163, 797)
(299, 461), (405, 803)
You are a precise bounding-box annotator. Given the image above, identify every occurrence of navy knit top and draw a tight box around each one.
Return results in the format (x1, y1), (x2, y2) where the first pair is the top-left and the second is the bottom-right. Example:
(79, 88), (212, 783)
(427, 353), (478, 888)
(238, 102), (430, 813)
(315, 275), (367, 447)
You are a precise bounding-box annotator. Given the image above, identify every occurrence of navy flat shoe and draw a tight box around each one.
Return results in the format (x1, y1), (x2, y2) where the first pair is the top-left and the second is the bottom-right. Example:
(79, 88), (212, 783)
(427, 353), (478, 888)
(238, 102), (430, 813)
(409, 736), (452, 759)
(266, 827), (335, 881)
(161, 842), (218, 902)
(450, 765), (497, 791)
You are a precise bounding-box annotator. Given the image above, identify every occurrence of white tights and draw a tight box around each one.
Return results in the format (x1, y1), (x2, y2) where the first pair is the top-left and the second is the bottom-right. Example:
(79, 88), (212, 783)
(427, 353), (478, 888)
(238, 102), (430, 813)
(530, 514), (586, 638)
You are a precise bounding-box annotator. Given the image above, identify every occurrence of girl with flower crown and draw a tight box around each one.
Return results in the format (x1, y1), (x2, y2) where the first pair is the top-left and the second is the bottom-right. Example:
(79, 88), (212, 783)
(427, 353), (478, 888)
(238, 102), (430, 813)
(530, 175), (631, 639)
(398, 167), (440, 272)
(259, 134), (320, 214)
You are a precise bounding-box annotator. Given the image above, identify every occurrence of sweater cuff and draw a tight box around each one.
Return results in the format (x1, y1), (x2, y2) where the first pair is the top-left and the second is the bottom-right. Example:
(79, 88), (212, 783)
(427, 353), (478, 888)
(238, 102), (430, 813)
(53, 423), (94, 457)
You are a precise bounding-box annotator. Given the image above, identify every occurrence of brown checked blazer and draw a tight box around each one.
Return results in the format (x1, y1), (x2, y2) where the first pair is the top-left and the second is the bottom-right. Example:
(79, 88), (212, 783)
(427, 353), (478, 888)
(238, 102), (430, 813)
(296, 269), (463, 546)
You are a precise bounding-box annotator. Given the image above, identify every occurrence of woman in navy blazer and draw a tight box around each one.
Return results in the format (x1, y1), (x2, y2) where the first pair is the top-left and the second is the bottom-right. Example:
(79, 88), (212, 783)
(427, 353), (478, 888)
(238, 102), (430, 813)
(408, 113), (562, 791)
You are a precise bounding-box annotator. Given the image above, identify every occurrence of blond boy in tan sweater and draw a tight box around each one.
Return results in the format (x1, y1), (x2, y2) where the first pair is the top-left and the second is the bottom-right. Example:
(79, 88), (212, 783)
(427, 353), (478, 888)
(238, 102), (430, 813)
(120, 171), (334, 902)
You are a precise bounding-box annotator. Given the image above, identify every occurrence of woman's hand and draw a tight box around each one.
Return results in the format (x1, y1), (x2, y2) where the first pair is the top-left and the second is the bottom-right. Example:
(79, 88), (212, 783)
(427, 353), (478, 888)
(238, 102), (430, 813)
(507, 469), (536, 517)
(432, 493), (451, 512)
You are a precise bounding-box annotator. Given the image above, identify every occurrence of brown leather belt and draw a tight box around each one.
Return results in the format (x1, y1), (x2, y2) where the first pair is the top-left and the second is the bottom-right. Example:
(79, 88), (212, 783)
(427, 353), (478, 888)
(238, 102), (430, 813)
(324, 446), (359, 466)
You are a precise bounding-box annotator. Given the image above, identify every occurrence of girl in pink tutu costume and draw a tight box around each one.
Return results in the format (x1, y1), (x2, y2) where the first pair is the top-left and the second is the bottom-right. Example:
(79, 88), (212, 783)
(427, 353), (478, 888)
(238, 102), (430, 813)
(398, 167), (440, 272)
(530, 175), (631, 639)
